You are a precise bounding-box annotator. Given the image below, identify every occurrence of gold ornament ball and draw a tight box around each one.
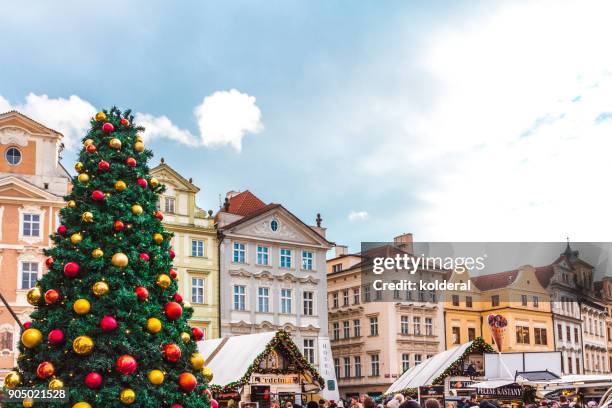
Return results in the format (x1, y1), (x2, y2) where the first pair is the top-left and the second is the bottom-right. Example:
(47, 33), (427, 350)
(92, 281), (109, 296)
(148, 369), (164, 385)
(48, 378), (64, 389)
(26, 287), (42, 305)
(111, 252), (129, 268)
(73, 335), (94, 355)
(82, 212), (94, 222)
(4, 371), (21, 388)
(84, 138), (94, 146)
(115, 180), (127, 191)
(95, 111), (107, 121)
(77, 173), (89, 183)
(67, 200), (77, 208)
(131, 204), (143, 215)
(109, 138), (122, 150)
(92, 248), (104, 258)
(23, 398), (34, 408)
(120, 388), (136, 405)
(73, 298), (91, 315)
(133, 141), (145, 152)
(180, 332), (191, 343)
(146, 317), (162, 333)
(21, 328), (43, 348)
(156, 274), (171, 289)
(202, 367), (214, 383)
(153, 233), (163, 244)
(71, 233), (83, 245)
(150, 177), (159, 188)
(73, 403), (92, 408)
(74, 162), (84, 172)
(191, 353), (205, 370)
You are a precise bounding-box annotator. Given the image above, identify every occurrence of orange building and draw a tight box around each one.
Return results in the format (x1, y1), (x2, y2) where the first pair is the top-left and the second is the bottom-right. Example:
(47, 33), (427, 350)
(0, 111), (71, 378)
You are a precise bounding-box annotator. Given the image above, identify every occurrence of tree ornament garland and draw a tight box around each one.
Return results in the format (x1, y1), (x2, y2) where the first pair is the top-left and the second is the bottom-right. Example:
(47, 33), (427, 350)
(431, 337), (495, 385)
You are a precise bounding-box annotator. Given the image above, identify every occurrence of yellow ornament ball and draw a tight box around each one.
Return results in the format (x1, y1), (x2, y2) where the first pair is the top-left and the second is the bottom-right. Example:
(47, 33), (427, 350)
(115, 180), (127, 191)
(73, 298), (91, 315)
(21, 328), (43, 348)
(150, 178), (159, 188)
(131, 204), (143, 215)
(4, 371), (21, 388)
(73, 403), (92, 408)
(71, 233), (83, 245)
(120, 388), (136, 405)
(23, 398), (34, 408)
(48, 378), (64, 389)
(156, 274), (171, 289)
(148, 369), (164, 385)
(73, 335), (94, 355)
(26, 287), (42, 305)
(67, 200), (76, 208)
(180, 332), (191, 343)
(78, 173), (89, 183)
(133, 141), (145, 152)
(84, 138), (94, 146)
(109, 138), (122, 150)
(92, 281), (109, 296)
(153, 233), (163, 244)
(82, 212), (94, 222)
(202, 367), (214, 383)
(92, 248), (104, 258)
(111, 252), (129, 268)
(95, 111), (107, 121)
(146, 317), (162, 333)
(74, 162), (84, 172)
(191, 353), (205, 370)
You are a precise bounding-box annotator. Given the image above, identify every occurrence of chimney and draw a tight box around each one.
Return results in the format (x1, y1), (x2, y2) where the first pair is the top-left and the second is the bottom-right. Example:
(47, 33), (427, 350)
(226, 190), (240, 200)
(335, 245), (348, 258)
(394, 233), (413, 254)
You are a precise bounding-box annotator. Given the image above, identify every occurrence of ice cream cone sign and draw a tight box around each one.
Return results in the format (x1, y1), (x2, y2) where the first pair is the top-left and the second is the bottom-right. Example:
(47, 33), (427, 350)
(487, 314), (508, 352)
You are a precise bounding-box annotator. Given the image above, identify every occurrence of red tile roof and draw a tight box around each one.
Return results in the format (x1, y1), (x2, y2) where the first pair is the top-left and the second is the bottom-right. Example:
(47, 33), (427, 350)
(471, 270), (519, 291)
(225, 190), (267, 216)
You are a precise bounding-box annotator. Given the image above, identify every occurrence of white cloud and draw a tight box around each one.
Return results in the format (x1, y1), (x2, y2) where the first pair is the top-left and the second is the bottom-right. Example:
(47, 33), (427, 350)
(348, 211), (369, 221)
(134, 113), (197, 146)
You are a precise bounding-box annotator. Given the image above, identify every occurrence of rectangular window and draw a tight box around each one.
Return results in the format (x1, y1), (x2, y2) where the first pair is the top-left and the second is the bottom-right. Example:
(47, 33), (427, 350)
(0, 331), (13, 351)
(332, 322), (340, 340)
(343, 321), (350, 338)
(558, 324), (563, 341)
(534, 327), (547, 345)
(334, 358), (340, 379)
(371, 354), (380, 376)
(468, 327), (476, 341)
(353, 288), (360, 304)
(567, 326), (571, 342)
(414, 354), (422, 365)
(303, 339), (315, 364)
(332, 264), (343, 273)
(364, 285), (371, 302)
(353, 319), (361, 337)
(413, 317), (421, 335)
(370, 317), (379, 336)
(425, 318), (433, 335)
(491, 295), (500, 307)
(574, 328), (579, 343)
(191, 240), (204, 257)
(521, 294), (528, 306)
(402, 353), (410, 373)
(400, 316), (410, 335)
(516, 325), (530, 344)
(343, 290), (349, 306)
(280, 248), (292, 268)
(533, 296), (539, 308)
(22, 214), (40, 237)
(452, 295), (459, 306)
(332, 292), (339, 308)
(452, 326), (461, 344)
(466, 296), (473, 308)
(303, 291), (314, 316)
(354, 356), (362, 377)
(165, 197), (175, 213)
(21, 262), (39, 289)
(233, 285), (246, 310)
(344, 357), (351, 378)
(233, 242), (246, 263)
(302, 251), (313, 270)
(191, 277), (204, 303)
(281, 289), (292, 314)
(568, 357), (573, 374)
(258, 287), (270, 313)
(256, 246), (269, 265)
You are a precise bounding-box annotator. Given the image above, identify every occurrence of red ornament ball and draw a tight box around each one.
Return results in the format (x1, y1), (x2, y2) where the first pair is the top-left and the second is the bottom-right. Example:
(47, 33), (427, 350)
(163, 343), (182, 362)
(171, 405), (184, 408)
(116, 354), (137, 375)
(164, 302), (183, 321)
(102, 122), (114, 133)
(23, 321), (31, 329)
(192, 327), (204, 341)
(98, 160), (110, 172)
(173, 292), (183, 303)
(135, 286), (149, 301)
(36, 361), (55, 379)
(86, 144), (97, 153)
(179, 372), (197, 392)
(44, 289), (60, 305)
(139, 253), (150, 262)
(136, 178), (148, 188)
(113, 220), (125, 231)
(91, 190), (105, 201)
(64, 262), (80, 278)
(45, 257), (54, 268)
(85, 372), (103, 389)
(169, 249), (176, 259)
(57, 225), (67, 235)
(100, 315), (118, 332)
(169, 269), (177, 279)
(120, 118), (129, 126)
(125, 157), (137, 167)
(48, 329), (65, 345)
(154, 211), (164, 220)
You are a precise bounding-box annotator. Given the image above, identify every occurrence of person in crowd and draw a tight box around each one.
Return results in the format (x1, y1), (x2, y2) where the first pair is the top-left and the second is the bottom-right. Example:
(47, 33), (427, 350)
(319, 399), (327, 408)
(424, 399), (440, 408)
(399, 400), (421, 408)
(307, 401), (319, 408)
(446, 402), (456, 408)
(363, 397), (377, 408)
(330, 401), (337, 408)
(350, 397), (363, 408)
(387, 399), (400, 408)
(559, 396), (571, 408)
(469, 395), (478, 408)
(337, 401), (344, 408)
(586, 402), (597, 408)
(284, 402), (293, 408)
(395, 395), (406, 405)
(271, 400), (280, 408)
(457, 397), (467, 408)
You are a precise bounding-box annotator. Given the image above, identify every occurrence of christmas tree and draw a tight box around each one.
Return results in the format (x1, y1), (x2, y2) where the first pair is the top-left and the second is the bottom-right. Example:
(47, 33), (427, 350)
(4, 107), (212, 408)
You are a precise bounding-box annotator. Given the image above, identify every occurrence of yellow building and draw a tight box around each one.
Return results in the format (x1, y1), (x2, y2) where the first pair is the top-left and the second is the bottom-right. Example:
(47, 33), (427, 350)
(150, 160), (219, 339)
(445, 265), (554, 353)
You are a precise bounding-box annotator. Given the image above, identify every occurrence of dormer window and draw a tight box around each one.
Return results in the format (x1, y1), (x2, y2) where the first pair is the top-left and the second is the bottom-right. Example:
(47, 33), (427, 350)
(5, 147), (22, 165)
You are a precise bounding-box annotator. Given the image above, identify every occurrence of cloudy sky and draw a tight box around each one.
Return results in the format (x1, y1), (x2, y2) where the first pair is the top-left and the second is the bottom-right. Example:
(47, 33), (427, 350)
(2, 1), (612, 251)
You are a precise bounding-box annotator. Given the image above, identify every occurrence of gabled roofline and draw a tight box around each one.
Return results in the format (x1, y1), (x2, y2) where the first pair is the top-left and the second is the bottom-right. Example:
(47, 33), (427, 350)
(0, 175), (65, 201)
(150, 162), (200, 193)
(0, 110), (64, 138)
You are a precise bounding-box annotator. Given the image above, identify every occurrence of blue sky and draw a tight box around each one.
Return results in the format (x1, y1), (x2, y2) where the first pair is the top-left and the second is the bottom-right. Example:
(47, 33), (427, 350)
(3, 1), (612, 251)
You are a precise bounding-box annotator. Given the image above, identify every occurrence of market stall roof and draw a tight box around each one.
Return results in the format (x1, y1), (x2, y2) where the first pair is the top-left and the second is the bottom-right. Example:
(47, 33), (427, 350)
(515, 371), (559, 382)
(471, 380), (515, 389)
(537, 374), (612, 388)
